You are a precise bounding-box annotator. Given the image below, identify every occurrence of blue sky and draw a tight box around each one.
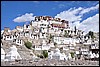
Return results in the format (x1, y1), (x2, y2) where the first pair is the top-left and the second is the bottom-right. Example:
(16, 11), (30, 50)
(1, 1), (99, 33)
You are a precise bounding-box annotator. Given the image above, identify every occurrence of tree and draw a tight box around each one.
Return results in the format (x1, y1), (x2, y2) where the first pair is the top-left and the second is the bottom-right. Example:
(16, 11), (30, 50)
(24, 41), (32, 49)
(88, 31), (93, 36)
(74, 26), (77, 34)
(64, 30), (69, 37)
(50, 34), (53, 40)
(48, 34), (53, 43)
(42, 50), (48, 58)
(88, 31), (95, 39)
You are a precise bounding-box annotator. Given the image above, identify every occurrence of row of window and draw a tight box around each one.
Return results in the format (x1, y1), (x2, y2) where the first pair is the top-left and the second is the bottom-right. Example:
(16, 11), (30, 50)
(13, 39), (22, 44)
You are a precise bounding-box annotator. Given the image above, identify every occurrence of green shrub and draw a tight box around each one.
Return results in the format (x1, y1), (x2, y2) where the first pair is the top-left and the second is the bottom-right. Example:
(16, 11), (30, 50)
(42, 50), (48, 58)
(24, 41), (32, 49)
(70, 52), (74, 58)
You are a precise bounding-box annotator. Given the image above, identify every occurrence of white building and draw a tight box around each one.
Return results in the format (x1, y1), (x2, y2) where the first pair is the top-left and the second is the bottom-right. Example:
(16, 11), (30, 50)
(81, 48), (89, 55)
(30, 33), (39, 40)
(35, 40), (50, 50)
(40, 27), (48, 33)
(16, 26), (23, 32)
(24, 24), (31, 32)
(49, 21), (62, 24)
(39, 20), (49, 28)
(35, 45), (42, 50)
(3, 35), (13, 41)
(1, 30), (4, 35)
(54, 37), (77, 45)
(48, 43), (55, 47)
(75, 51), (80, 54)
(48, 28), (55, 34)
(31, 20), (49, 28)
(41, 40), (50, 50)
(13, 38), (24, 46)
(19, 32), (24, 37)
(89, 51), (96, 59)
(5, 45), (22, 61)
(31, 21), (38, 27)
(24, 31), (30, 37)
(40, 33), (47, 38)
(90, 44), (99, 49)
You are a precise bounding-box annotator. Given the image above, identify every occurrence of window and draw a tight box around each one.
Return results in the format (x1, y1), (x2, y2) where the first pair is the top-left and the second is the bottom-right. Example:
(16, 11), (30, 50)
(61, 29), (63, 31)
(6, 36), (8, 38)
(42, 33), (44, 36)
(13, 40), (15, 42)
(38, 18), (40, 21)
(26, 25), (28, 28)
(44, 24), (46, 26)
(42, 28), (44, 30)
(17, 41), (19, 43)
(20, 41), (21, 44)
(10, 36), (11, 38)
(14, 39), (16, 41)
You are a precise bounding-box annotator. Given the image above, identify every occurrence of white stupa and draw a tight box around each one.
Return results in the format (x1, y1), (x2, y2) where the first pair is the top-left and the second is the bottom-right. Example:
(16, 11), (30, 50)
(32, 54), (38, 61)
(5, 45), (22, 61)
(60, 52), (68, 60)
(1, 48), (5, 61)
(52, 48), (68, 61)
(52, 51), (60, 60)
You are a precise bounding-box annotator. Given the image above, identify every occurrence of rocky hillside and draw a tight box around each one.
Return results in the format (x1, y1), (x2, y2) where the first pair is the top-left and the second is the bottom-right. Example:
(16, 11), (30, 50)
(1, 40), (33, 60)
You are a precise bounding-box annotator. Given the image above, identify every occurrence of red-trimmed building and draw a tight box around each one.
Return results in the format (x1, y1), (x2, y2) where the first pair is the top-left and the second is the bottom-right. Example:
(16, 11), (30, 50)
(51, 20), (69, 28)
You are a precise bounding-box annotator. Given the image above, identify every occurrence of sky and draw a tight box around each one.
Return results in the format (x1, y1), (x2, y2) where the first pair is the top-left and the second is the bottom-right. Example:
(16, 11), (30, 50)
(1, 1), (99, 33)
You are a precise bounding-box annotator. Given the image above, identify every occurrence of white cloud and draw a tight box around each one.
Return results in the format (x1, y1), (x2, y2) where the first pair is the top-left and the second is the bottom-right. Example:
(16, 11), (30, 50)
(13, 13), (35, 23)
(58, 4), (65, 8)
(55, 4), (99, 33)
(79, 4), (99, 15)
(55, 7), (83, 23)
(55, 4), (99, 22)
(78, 14), (99, 33)
(32, 1), (39, 3)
